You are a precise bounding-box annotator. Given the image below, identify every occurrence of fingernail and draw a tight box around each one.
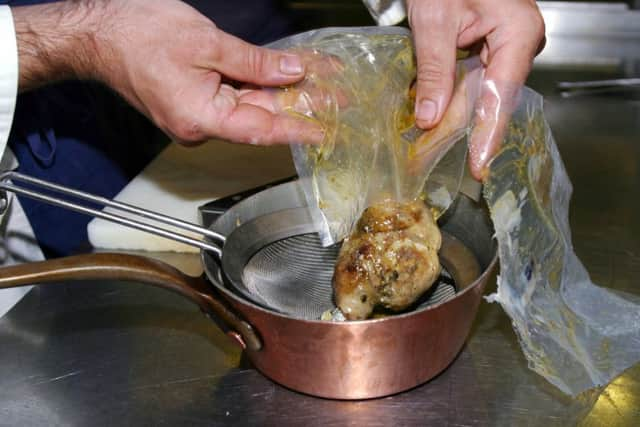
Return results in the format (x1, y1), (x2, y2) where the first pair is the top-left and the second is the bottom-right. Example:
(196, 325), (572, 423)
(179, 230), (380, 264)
(280, 55), (304, 75)
(416, 99), (438, 124)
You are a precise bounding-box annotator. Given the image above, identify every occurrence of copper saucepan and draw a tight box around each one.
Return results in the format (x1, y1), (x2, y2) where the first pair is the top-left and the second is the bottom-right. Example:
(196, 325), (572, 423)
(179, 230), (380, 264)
(0, 173), (497, 399)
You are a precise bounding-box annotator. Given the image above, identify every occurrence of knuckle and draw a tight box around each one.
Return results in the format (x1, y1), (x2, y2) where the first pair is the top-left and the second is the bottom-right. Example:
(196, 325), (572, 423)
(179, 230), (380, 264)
(169, 116), (206, 143)
(416, 60), (448, 88)
(245, 47), (268, 78)
(206, 29), (223, 63)
(520, 8), (546, 54)
(409, 1), (451, 28)
(500, 4), (546, 56)
(519, 4), (545, 34)
(517, 4), (546, 38)
(532, 14), (546, 41)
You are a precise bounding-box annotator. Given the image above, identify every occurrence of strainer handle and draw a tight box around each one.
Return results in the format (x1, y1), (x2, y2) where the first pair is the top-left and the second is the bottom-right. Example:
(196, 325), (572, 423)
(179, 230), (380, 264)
(0, 171), (224, 256)
(0, 253), (262, 352)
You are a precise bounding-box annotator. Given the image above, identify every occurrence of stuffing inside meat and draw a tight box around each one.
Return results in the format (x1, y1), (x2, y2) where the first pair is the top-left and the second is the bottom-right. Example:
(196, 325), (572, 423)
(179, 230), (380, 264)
(333, 199), (441, 320)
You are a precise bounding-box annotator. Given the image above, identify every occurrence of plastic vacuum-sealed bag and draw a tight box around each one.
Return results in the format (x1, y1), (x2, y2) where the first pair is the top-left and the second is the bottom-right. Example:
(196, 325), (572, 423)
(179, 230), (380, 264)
(270, 27), (640, 395)
(482, 87), (640, 396)
(268, 27), (483, 246)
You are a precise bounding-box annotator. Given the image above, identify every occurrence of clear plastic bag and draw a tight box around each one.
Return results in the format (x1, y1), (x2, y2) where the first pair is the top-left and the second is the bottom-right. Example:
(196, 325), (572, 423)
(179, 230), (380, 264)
(483, 86), (640, 396)
(268, 27), (483, 245)
(270, 27), (640, 396)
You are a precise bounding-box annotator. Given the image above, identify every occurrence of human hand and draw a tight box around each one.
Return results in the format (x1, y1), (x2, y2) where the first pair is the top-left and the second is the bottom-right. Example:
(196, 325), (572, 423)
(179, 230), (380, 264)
(12, 0), (322, 146)
(406, 0), (545, 180)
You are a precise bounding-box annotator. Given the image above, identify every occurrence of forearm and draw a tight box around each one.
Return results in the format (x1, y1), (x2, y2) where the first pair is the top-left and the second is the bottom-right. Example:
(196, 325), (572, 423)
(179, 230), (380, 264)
(12, 0), (110, 92)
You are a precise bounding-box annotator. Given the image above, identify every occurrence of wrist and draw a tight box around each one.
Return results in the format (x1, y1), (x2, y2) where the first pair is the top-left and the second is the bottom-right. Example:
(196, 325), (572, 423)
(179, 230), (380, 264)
(12, 1), (110, 91)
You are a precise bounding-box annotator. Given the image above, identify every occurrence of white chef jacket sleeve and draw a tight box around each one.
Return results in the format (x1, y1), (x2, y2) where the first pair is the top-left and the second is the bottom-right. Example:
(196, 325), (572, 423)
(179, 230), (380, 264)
(0, 4), (19, 237)
(0, 5), (18, 162)
(0, 5), (44, 318)
(361, 0), (406, 26)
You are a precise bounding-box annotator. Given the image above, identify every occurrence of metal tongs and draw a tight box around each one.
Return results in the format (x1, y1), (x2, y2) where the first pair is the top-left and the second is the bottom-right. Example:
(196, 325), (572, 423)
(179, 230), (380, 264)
(0, 170), (224, 255)
(557, 78), (640, 98)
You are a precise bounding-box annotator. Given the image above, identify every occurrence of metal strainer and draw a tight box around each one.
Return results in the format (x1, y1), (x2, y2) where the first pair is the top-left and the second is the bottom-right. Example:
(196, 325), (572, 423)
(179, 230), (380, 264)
(220, 207), (456, 319)
(0, 171), (456, 320)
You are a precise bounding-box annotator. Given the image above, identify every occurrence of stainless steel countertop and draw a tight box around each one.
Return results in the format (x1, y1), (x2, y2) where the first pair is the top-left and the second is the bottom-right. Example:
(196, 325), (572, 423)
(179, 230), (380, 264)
(2, 5), (640, 425)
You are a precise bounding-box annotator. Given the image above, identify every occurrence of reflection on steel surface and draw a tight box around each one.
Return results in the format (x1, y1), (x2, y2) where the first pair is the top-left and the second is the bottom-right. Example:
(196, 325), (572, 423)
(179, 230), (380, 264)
(537, 2), (640, 66)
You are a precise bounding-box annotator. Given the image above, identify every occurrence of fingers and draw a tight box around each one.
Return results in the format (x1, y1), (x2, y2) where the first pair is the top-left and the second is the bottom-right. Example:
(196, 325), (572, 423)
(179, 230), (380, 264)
(468, 79), (514, 181)
(468, 10), (545, 180)
(207, 28), (306, 87)
(172, 84), (323, 146)
(408, 1), (459, 129)
(408, 68), (478, 175)
(217, 102), (324, 146)
(483, 36), (541, 88)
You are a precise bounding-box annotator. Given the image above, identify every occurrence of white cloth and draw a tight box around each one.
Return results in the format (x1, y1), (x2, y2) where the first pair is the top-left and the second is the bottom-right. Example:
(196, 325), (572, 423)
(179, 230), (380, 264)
(0, 6), (42, 318)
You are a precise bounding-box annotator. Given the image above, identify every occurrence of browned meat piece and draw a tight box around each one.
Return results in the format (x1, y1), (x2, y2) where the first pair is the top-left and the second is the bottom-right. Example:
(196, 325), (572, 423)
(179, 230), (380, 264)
(333, 199), (441, 320)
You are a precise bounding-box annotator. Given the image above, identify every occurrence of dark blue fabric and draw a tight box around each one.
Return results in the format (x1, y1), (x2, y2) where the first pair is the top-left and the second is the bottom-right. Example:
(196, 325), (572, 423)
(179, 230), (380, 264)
(8, 83), (167, 257)
(3, 0), (294, 257)
(3, 0), (294, 45)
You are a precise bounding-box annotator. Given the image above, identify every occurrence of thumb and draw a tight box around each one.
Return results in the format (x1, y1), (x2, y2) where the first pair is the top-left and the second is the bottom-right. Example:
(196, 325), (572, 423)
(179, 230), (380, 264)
(207, 28), (305, 86)
(410, 8), (458, 129)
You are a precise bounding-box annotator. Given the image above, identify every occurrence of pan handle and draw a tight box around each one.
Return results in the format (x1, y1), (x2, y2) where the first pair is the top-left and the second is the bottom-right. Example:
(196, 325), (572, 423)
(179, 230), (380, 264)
(0, 171), (224, 255)
(0, 253), (262, 352)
